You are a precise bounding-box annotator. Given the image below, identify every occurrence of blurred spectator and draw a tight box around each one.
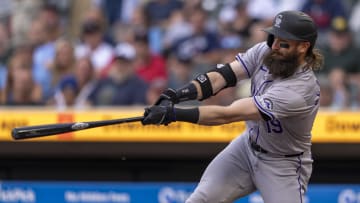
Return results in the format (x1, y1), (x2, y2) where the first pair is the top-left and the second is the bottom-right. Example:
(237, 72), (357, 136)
(246, 20), (269, 46)
(301, 0), (348, 45)
(181, 0), (202, 17)
(0, 22), (11, 90)
(0, 64), (6, 91)
(38, 3), (63, 40)
(67, 0), (93, 39)
(31, 4), (63, 101)
(51, 57), (97, 110)
(45, 38), (76, 104)
(129, 4), (148, 34)
(162, 10), (193, 53)
(133, 30), (168, 84)
(319, 16), (360, 109)
(98, 0), (140, 26)
(27, 19), (48, 48)
(111, 22), (139, 48)
(302, 0), (348, 30)
(0, 46), (42, 105)
(170, 7), (221, 69)
(217, 2), (268, 49)
(75, 7), (114, 78)
(10, 1), (43, 46)
(165, 48), (199, 106)
(144, 0), (183, 27)
(349, 1), (360, 46)
(108, 4), (148, 45)
(167, 50), (195, 90)
(0, 22), (12, 65)
(221, 3), (250, 43)
(216, 3), (265, 50)
(247, 0), (305, 21)
(89, 42), (148, 106)
(146, 78), (168, 105)
(2, 0), (360, 110)
(143, 0), (183, 53)
(0, 0), (13, 21)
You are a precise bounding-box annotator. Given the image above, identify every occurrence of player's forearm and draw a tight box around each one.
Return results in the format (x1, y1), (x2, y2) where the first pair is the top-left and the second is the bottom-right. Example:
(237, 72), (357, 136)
(197, 98), (262, 125)
(197, 105), (235, 125)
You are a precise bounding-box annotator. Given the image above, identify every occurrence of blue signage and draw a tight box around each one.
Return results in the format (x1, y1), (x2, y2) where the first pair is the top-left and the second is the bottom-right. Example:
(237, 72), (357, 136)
(1, 181), (360, 203)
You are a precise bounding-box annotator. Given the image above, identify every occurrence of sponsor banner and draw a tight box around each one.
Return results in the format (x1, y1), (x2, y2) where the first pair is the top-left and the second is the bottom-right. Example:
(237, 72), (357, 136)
(0, 109), (359, 142)
(311, 111), (360, 143)
(0, 181), (360, 203)
(0, 109), (244, 142)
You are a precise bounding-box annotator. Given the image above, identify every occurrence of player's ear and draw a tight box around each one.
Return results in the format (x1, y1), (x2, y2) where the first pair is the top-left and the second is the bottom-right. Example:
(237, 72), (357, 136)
(297, 41), (310, 54)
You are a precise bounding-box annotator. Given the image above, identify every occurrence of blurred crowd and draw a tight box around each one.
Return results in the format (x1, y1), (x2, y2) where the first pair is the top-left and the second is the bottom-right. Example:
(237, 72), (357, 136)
(0, 0), (359, 110)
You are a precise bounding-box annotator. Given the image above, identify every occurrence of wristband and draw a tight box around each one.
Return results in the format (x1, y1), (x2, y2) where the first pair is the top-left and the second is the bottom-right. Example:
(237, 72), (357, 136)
(174, 107), (199, 124)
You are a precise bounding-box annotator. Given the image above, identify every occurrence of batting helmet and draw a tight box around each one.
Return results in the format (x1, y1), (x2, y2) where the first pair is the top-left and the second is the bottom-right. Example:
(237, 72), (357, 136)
(263, 10), (317, 50)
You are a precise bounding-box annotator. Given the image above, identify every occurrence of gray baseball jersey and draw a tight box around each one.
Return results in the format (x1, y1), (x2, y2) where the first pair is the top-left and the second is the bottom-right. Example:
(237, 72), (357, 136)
(186, 42), (319, 203)
(238, 42), (320, 155)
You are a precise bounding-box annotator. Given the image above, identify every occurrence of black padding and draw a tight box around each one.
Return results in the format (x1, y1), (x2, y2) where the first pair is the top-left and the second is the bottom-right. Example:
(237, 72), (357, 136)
(194, 74), (213, 100)
(174, 107), (199, 123)
(176, 83), (198, 102)
(210, 63), (237, 88)
(267, 34), (274, 48)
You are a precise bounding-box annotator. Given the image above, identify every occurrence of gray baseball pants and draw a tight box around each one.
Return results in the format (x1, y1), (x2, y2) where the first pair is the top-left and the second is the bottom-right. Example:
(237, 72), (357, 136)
(185, 134), (313, 203)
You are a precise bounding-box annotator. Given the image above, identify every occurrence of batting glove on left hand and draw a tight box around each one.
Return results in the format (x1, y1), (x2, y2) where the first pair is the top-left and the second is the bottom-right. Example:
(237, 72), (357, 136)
(141, 105), (176, 125)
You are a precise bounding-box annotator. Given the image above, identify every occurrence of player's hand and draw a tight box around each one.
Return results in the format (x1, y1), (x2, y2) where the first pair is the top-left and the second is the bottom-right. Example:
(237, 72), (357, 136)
(154, 88), (179, 106)
(141, 105), (175, 125)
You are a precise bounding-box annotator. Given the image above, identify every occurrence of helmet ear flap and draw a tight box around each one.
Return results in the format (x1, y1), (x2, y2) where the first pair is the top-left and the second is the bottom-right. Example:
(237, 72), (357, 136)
(267, 34), (274, 48)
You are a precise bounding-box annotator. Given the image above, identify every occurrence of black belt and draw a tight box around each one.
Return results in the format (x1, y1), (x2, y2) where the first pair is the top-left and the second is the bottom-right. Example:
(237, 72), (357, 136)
(249, 140), (303, 157)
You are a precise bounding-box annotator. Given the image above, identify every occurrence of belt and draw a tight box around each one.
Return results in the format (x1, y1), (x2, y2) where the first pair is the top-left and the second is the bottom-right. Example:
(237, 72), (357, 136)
(249, 139), (303, 158)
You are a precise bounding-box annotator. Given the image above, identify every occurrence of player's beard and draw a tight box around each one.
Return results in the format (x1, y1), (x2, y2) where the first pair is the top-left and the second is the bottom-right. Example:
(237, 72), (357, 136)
(263, 50), (300, 78)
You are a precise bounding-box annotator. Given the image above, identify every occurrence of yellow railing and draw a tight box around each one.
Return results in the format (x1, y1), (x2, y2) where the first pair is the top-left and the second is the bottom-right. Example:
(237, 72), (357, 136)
(1, 108), (359, 143)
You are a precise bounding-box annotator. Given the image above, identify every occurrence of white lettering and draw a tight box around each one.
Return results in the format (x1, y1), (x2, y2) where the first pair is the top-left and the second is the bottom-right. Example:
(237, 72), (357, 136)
(338, 189), (360, 203)
(64, 191), (130, 203)
(0, 187), (36, 202)
(158, 187), (191, 203)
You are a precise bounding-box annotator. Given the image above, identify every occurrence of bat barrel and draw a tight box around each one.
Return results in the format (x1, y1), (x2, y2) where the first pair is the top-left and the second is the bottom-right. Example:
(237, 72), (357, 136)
(11, 116), (144, 140)
(12, 123), (73, 140)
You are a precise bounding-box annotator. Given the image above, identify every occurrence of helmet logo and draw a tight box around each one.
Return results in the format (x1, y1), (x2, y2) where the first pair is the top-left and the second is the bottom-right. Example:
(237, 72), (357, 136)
(274, 14), (283, 28)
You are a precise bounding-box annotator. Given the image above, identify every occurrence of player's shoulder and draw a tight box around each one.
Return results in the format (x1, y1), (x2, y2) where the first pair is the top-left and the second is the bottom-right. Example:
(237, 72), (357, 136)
(237, 41), (270, 62)
(249, 41), (270, 53)
(272, 70), (319, 96)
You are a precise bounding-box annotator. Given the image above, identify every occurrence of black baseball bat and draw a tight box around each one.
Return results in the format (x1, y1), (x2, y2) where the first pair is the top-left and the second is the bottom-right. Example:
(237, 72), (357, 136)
(12, 116), (144, 140)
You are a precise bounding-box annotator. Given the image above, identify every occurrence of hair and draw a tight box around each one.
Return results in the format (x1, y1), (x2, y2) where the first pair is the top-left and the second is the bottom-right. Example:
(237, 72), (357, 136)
(3, 45), (34, 103)
(50, 38), (75, 86)
(305, 48), (324, 71)
(6, 45), (34, 88)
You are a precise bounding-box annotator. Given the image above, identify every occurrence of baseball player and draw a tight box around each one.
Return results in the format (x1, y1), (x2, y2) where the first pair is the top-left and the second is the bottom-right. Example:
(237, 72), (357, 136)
(142, 10), (323, 203)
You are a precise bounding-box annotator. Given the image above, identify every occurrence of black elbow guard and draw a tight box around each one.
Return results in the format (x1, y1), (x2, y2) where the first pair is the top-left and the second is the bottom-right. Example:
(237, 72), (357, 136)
(194, 73), (213, 100)
(192, 63), (237, 101)
(209, 63), (237, 88)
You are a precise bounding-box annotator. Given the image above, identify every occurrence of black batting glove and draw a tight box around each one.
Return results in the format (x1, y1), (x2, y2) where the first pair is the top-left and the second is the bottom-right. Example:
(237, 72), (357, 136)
(141, 105), (176, 126)
(154, 88), (179, 106)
